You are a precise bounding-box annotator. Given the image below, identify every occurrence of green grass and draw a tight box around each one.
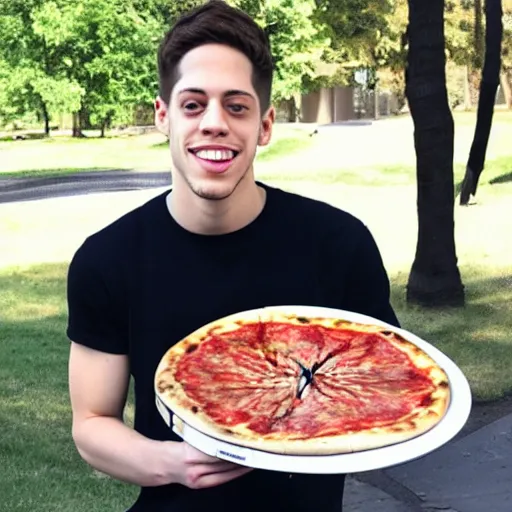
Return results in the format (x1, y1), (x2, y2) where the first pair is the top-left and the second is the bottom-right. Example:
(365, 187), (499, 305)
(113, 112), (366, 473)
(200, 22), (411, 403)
(0, 125), (313, 179)
(0, 167), (122, 180)
(256, 132), (313, 161)
(256, 154), (512, 190)
(0, 264), (138, 511)
(0, 133), (171, 174)
(391, 266), (512, 401)
(452, 109), (512, 125)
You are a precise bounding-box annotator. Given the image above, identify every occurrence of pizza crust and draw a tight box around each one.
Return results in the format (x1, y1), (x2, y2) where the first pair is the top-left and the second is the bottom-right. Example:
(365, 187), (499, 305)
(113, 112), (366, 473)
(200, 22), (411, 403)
(163, 391), (450, 455)
(155, 307), (452, 456)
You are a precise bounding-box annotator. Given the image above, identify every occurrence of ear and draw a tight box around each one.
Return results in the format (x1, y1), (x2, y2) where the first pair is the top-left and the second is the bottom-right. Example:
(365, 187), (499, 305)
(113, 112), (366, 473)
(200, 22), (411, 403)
(258, 106), (275, 147)
(154, 96), (170, 136)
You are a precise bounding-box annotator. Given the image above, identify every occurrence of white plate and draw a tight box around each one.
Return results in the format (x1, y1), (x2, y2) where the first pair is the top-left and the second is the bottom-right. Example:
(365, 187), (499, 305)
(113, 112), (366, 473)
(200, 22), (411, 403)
(155, 305), (472, 474)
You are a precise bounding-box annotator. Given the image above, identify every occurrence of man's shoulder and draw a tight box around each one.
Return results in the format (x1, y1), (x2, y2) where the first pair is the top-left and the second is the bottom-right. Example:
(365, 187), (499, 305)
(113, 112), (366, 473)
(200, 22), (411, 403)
(265, 183), (366, 234)
(74, 190), (168, 262)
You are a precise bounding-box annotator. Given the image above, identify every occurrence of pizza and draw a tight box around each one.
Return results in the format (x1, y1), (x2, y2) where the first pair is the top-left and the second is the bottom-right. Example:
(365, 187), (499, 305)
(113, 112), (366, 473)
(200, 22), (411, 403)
(154, 308), (451, 455)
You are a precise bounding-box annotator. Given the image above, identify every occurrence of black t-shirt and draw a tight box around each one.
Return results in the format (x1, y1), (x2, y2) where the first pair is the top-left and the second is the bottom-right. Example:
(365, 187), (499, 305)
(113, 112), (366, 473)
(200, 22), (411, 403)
(67, 182), (399, 512)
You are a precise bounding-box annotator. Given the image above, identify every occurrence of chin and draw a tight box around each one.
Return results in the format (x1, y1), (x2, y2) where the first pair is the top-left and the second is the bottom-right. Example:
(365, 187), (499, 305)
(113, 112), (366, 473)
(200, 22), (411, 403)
(189, 169), (251, 201)
(191, 181), (239, 201)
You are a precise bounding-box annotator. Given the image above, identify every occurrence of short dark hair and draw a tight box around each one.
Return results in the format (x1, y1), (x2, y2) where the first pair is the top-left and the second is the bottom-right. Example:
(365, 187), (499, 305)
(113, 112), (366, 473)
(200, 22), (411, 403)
(157, 0), (274, 112)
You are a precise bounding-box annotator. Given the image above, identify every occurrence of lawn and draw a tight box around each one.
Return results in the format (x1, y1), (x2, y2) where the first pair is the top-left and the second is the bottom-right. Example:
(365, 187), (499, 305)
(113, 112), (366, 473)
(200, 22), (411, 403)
(0, 110), (511, 511)
(0, 264), (138, 511)
(0, 124), (312, 178)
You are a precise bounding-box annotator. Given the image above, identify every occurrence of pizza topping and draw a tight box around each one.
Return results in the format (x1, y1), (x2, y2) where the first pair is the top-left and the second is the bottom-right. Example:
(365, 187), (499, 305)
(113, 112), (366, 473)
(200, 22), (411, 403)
(158, 312), (450, 451)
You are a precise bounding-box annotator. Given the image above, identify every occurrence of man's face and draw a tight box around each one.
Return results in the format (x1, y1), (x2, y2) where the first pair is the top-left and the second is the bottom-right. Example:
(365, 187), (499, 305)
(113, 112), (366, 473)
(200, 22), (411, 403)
(156, 43), (274, 201)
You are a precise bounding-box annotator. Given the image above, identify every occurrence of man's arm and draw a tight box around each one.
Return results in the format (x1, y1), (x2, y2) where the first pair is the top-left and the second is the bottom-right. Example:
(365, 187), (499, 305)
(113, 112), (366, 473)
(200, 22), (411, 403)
(69, 342), (251, 489)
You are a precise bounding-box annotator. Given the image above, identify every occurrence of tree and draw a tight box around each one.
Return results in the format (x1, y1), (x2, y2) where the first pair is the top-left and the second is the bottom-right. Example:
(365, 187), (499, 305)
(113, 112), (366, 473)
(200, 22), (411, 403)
(314, 0), (394, 66)
(0, 0), (163, 136)
(405, 0), (465, 307)
(0, 0), (84, 134)
(67, 0), (163, 136)
(460, 0), (504, 205)
(231, 0), (329, 103)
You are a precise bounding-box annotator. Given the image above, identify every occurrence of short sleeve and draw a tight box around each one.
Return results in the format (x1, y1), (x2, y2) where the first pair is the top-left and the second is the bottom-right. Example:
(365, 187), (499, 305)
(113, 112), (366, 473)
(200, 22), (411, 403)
(66, 240), (129, 355)
(343, 223), (400, 328)
(322, 217), (400, 329)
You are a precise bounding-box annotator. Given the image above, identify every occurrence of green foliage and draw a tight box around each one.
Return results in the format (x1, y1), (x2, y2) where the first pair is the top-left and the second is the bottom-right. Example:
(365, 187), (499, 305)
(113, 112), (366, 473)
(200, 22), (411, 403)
(502, 11), (512, 70)
(68, 0), (163, 128)
(0, 0), (164, 132)
(316, 0), (394, 67)
(444, 0), (476, 66)
(0, 1), (83, 128)
(230, 0), (330, 101)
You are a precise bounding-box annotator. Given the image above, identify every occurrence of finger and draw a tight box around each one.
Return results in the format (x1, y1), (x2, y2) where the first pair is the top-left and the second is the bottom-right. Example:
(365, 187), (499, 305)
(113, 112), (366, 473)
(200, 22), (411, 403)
(195, 460), (248, 476)
(194, 466), (253, 489)
(183, 443), (230, 465)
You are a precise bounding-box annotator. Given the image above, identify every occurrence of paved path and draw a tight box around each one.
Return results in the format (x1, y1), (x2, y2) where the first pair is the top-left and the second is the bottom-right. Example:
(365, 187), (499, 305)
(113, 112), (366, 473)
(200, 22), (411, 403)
(0, 170), (171, 204)
(344, 412), (512, 511)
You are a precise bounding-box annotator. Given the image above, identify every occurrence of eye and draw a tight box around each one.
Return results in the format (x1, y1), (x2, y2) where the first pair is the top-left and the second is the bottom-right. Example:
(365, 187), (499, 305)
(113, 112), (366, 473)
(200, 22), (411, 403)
(183, 100), (204, 114)
(227, 104), (248, 114)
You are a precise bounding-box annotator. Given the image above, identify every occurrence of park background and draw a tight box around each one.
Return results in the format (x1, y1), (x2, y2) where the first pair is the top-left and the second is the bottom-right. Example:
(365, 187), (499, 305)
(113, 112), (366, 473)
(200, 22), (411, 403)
(1, 1), (512, 510)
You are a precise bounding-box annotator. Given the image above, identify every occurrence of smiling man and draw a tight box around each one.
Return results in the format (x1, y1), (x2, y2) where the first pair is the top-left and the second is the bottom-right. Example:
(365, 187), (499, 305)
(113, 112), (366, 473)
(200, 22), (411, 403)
(156, 38), (274, 234)
(66, 2), (399, 511)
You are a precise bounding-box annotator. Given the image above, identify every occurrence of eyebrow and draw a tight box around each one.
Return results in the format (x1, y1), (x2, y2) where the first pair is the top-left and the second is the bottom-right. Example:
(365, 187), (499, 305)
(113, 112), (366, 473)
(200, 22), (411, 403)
(178, 88), (255, 100)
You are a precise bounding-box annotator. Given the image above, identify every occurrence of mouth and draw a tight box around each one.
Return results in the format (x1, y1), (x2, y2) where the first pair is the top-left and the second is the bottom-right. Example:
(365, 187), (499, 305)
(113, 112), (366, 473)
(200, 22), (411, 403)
(188, 148), (240, 162)
(187, 147), (240, 174)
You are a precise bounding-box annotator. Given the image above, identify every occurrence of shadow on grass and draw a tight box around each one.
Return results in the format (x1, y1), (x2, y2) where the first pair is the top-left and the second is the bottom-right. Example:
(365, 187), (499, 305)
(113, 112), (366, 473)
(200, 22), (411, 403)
(454, 179), (463, 197)
(0, 132), (49, 142)
(453, 156), (512, 197)
(0, 336), (137, 511)
(390, 271), (512, 400)
(489, 171), (512, 185)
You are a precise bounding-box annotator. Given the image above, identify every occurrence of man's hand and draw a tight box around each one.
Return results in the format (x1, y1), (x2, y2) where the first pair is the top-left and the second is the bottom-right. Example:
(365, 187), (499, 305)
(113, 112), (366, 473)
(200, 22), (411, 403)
(69, 343), (252, 488)
(170, 442), (253, 489)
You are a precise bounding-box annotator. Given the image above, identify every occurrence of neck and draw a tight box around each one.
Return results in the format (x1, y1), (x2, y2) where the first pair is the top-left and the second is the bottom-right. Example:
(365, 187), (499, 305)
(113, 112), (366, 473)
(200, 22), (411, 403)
(167, 173), (266, 235)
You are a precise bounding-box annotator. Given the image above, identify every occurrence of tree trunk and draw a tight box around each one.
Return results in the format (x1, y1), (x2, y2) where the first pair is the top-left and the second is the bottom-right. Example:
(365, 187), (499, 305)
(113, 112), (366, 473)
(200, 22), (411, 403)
(41, 101), (50, 136)
(463, 65), (472, 110)
(374, 83), (380, 120)
(500, 70), (512, 108)
(460, 0), (503, 205)
(288, 97), (297, 122)
(469, 69), (482, 105)
(405, 0), (465, 307)
(475, 0), (485, 69)
(72, 112), (83, 137)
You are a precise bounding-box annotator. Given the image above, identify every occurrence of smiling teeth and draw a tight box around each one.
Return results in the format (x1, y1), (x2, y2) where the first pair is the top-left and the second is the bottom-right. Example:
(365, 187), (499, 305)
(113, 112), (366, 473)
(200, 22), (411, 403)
(195, 149), (235, 161)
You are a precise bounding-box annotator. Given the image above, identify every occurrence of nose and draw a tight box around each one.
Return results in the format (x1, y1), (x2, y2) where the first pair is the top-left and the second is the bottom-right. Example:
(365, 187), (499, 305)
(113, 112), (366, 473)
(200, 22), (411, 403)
(199, 101), (229, 137)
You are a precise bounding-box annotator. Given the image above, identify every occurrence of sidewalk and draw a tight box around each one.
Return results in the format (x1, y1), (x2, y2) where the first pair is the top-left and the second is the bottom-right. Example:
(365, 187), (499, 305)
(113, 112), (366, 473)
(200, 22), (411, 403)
(343, 413), (512, 511)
